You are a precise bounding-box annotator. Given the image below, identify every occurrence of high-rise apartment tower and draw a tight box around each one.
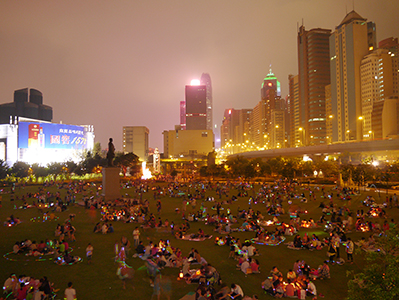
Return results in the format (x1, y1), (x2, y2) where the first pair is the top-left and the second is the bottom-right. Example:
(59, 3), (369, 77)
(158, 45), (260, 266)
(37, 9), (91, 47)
(298, 26), (331, 145)
(329, 10), (376, 142)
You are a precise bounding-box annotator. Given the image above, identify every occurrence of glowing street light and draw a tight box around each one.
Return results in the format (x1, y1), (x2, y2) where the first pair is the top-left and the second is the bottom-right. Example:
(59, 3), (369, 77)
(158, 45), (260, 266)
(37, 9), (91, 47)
(299, 127), (305, 146)
(190, 79), (200, 85)
(358, 116), (365, 140)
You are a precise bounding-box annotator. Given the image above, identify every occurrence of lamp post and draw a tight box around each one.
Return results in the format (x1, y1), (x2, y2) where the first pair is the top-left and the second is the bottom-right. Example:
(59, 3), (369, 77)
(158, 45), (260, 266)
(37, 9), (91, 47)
(368, 130), (374, 140)
(274, 125), (279, 149)
(299, 127), (305, 146)
(346, 129), (350, 141)
(358, 116), (365, 140)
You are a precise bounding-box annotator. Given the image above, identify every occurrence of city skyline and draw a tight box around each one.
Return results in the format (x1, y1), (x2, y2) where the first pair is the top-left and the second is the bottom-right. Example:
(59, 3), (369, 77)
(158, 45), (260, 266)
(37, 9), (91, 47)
(0, 1), (398, 152)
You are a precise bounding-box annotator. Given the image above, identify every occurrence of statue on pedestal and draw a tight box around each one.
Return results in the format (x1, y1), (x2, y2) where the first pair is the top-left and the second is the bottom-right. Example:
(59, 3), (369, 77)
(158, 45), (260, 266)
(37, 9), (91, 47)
(106, 138), (115, 167)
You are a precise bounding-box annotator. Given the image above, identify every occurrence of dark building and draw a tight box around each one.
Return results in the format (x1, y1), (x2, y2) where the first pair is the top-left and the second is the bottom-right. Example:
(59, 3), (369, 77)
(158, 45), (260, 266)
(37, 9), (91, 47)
(0, 88), (53, 124)
(297, 26), (331, 145)
(185, 84), (207, 130)
(379, 37), (399, 56)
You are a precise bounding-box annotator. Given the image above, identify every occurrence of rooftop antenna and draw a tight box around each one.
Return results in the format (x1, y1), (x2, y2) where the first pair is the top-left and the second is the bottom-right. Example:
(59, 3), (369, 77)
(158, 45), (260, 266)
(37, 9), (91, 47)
(353, 0), (355, 11)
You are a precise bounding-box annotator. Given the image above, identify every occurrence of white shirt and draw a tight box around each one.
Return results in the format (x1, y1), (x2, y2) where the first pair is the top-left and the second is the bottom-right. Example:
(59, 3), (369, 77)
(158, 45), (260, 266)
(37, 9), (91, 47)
(240, 261), (250, 273)
(232, 285), (244, 297)
(307, 281), (317, 296)
(247, 245), (255, 257)
(64, 287), (76, 300)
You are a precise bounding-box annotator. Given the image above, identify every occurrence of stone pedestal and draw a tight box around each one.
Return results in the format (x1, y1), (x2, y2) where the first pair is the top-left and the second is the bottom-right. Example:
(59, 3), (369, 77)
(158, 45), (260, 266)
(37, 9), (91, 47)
(102, 167), (120, 201)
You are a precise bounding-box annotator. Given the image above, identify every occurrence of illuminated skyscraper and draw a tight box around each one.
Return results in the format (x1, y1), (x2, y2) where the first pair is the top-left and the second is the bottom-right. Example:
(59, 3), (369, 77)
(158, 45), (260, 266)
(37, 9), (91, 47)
(298, 26), (331, 145)
(185, 83), (207, 130)
(180, 101), (186, 130)
(261, 68), (281, 98)
(258, 68), (284, 149)
(200, 73), (213, 131)
(360, 49), (394, 139)
(221, 108), (252, 153)
(329, 10), (376, 142)
(288, 74), (300, 147)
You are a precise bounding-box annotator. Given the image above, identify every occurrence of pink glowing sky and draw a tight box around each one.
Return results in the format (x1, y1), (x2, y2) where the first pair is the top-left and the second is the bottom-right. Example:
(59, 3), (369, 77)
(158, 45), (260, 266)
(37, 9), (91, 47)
(0, 0), (398, 152)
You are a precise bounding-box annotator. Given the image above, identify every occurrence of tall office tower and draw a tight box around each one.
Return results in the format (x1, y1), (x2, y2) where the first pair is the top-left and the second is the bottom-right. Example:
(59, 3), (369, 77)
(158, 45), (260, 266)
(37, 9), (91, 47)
(289, 74), (300, 147)
(259, 68), (282, 149)
(180, 101), (186, 130)
(329, 10), (376, 142)
(122, 126), (149, 161)
(250, 99), (267, 148)
(238, 109), (252, 145)
(261, 67), (281, 97)
(379, 37), (399, 56)
(185, 83), (207, 130)
(221, 109), (239, 151)
(0, 88), (53, 124)
(284, 96), (291, 148)
(200, 73), (213, 131)
(298, 26), (331, 145)
(220, 108), (252, 153)
(271, 107), (285, 149)
(379, 37), (399, 97)
(360, 49), (393, 139)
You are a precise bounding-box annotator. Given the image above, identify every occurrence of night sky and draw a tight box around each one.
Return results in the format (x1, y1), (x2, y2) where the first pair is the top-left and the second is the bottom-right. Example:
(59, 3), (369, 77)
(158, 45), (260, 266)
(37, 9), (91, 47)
(1, 0), (398, 152)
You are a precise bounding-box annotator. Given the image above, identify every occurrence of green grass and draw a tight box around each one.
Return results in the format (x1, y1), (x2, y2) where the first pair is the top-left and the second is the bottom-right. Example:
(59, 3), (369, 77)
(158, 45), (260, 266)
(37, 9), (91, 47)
(0, 182), (395, 300)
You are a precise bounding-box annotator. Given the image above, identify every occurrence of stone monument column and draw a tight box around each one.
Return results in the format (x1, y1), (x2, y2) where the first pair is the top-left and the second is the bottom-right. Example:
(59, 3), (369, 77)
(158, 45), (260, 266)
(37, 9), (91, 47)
(102, 167), (120, 201)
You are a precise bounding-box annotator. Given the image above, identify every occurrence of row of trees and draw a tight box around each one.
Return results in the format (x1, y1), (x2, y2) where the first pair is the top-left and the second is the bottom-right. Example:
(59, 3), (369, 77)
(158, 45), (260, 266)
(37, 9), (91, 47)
(199, 155), (399, 187)
(0, 145), (140, 181)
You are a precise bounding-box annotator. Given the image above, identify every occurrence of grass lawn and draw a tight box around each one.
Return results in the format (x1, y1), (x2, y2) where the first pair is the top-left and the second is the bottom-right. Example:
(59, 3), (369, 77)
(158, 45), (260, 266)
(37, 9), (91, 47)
(0, 180), (397, 300)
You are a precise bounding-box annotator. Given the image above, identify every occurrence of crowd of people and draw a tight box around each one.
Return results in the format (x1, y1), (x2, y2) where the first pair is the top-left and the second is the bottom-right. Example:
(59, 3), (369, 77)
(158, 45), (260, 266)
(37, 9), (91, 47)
(3, 274), (55, 300)
(3, 177), (399, 300)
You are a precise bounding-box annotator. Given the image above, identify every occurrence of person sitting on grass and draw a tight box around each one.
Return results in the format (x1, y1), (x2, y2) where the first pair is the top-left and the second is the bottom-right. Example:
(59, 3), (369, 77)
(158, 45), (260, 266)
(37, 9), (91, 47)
(261, 277), (275, 296)
(229, 283), (244, 300)
(318, 261), (330, 279)
(250, 258), (260, 273)
(63, 250), (75, 264)
(269, 266), (282, 278)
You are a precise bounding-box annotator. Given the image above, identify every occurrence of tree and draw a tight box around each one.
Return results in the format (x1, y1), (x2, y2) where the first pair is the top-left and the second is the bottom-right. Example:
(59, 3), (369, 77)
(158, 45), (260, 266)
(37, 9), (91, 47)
(10, 161), (30, 178)
(347, 227), (399, 299)
(78, 151), (106, 174)
(92, 142), (102, 157)
(114, 152), (139, 176)
(352, 164), (372, 190)
(65, 161), (79, 174)
(0, 160), (9, 179)
(280, 158), (298, 180)
(47, 162), (64, 175)
(31, 163), (48, 178)
(226, 156), (249, 178)
(267, 157), (283, 177)
(299, 160), (314, 178)
(340, 164), (354, 186)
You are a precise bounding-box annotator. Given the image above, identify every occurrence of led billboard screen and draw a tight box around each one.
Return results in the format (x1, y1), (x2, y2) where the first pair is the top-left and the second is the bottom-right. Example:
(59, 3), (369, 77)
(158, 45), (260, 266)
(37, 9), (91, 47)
(18, 122), (87, 150)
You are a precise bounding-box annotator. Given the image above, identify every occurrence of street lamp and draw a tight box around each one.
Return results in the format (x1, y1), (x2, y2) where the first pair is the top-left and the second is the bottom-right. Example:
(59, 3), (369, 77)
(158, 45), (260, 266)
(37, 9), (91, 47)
(358, 116), (365, 140)
(368, 130), (374, 140)
(299, 127), (305, 146)
(274, 125), (279, 149)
